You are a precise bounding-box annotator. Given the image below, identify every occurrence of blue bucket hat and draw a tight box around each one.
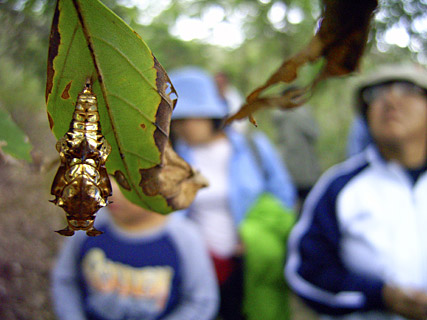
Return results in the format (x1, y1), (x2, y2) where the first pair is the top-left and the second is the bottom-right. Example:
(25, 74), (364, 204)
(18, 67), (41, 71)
(169, 67), (229, 119)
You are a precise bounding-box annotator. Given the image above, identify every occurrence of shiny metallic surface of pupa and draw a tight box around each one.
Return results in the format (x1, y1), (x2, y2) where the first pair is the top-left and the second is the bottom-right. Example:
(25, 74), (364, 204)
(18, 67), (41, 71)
(50, 80), (112, 236)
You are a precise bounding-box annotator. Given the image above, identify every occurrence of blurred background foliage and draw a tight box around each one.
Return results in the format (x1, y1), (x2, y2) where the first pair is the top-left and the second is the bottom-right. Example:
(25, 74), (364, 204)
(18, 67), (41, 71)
(0, 0), (426, 169)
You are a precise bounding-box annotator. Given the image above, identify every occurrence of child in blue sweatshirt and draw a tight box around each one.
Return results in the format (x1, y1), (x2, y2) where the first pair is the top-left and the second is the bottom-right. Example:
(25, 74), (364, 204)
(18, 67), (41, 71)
(51, 179), (219, 320)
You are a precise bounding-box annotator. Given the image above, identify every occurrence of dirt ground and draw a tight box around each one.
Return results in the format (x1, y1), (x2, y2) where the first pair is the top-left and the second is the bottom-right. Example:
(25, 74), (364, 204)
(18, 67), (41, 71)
(0, 159), (64, 319)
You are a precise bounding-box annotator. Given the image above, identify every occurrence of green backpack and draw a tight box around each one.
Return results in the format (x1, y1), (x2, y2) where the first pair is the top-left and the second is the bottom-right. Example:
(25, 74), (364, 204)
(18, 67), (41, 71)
(240, 192), (295, 320)
(240, 134), (296, 320)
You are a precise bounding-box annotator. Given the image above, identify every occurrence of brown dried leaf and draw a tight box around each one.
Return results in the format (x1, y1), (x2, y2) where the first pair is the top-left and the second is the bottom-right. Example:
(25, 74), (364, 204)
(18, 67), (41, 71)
(226, 0), (378, 126)
(139, 142), (209, 210)
(227, 87), (308, 126)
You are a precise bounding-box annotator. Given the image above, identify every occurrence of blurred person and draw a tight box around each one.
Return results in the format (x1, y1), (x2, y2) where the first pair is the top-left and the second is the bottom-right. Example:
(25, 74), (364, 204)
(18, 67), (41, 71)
(214, 71), (247, 133)
(285, 63), (427, 320)
(272, 98), (321, 211)
(214, 71), (244, 116)
(51, 179), (219, 320)
(346, 115), (373, 157)
(170, 67), (296, 320)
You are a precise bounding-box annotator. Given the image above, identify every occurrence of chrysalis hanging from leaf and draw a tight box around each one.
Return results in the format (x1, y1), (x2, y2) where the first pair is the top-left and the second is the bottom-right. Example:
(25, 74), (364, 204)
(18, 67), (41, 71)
(50, 79), (112, 236)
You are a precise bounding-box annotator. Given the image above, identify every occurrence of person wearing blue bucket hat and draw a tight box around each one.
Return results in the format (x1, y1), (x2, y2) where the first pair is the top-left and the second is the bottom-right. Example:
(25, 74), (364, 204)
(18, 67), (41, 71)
(171, 67), (229, 120)
(169, 67), (296, 320)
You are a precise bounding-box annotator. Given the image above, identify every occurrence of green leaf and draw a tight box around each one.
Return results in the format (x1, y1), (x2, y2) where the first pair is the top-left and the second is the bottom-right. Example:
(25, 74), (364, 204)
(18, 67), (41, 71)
(0, 107), (32, 162)
(46, 0), (177, 214)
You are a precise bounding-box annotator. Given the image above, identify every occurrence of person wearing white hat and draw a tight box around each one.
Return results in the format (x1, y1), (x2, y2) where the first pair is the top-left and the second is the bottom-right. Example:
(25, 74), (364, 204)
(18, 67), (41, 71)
(286, 63), (427, 320)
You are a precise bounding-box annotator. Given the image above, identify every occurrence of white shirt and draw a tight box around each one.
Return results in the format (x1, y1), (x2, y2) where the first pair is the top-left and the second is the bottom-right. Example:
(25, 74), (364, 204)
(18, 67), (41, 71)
(189, 137), (238, 258)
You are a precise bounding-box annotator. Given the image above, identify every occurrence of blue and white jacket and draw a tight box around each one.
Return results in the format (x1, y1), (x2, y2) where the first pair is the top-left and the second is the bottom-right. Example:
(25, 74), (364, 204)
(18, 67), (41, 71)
(174, 128), (296, 226)
(285, 146), (427, 320)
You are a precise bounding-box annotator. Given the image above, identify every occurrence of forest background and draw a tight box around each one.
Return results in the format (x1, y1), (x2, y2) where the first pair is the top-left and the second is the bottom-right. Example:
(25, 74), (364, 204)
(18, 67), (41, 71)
(2, 0), (427, 169)
(0, 0), (426, 319)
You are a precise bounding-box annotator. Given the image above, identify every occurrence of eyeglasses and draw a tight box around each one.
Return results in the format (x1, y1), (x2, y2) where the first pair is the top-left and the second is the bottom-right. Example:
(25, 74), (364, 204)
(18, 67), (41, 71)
(361, 81), (426, 105)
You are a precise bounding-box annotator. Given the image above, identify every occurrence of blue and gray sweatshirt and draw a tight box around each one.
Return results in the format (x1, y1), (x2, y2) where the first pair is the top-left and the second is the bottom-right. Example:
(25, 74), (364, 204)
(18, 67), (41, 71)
(52, 213), (219, 320)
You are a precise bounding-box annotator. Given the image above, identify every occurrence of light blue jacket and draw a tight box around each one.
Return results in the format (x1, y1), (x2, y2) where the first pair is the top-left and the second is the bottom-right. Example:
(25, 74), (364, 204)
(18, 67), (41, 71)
(174, 128), (296, 226)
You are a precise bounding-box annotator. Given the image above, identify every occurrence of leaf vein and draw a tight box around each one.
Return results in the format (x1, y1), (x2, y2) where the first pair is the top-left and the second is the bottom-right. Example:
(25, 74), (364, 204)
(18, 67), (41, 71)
(72, 0), (152, 210)
(91, 36), (157, 92)
(108, 93), (168, 138)
(122, 149), (158, 165)
(53, 23), (79, 119)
